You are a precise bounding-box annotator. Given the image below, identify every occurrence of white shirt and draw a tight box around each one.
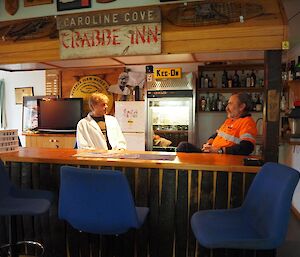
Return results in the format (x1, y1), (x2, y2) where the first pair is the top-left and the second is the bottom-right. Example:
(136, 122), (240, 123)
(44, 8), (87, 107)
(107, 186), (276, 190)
(76, 113), (126, 150)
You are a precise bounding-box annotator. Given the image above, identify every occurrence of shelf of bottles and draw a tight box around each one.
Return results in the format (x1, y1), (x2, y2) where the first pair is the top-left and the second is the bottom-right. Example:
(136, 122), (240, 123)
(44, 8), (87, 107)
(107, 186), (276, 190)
(280, 56), (300, 111)
(197, 64), (265, 113)
(198, 92), (264, 113)
(283, 56), (300, 83)
(280, 56), (300, 140)
(198, 64), (265, 93)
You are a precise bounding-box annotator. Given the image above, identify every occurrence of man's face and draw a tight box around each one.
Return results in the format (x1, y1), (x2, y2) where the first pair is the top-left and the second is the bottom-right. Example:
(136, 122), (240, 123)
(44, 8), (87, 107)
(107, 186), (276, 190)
(226, 95), (245, 119)
(92, 100), (108, 116)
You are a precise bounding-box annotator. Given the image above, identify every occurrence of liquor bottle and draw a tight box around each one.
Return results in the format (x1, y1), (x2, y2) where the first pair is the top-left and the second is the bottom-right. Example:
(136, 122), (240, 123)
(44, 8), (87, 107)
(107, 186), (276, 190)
(204, 74), (209, 88)
(211, 94), (217, 111)
(205, 93), (210, 111)
(212, 73), (217, 88)
(208, 76), (213, 88)
(280, 94), (287, 111)
(295, 56), (300, 80)
(199, 72), (204, 87)
(216, 93), (223, 111)
(232, 70), (240, 87)
(252, 93), (256, 111)
(227, 75), (233, 88)
(246, 73), (251, 87)
(221, 70), (228, 88)
(134, 86), (140, 101)
(250, 70), (256, 87)
(200, 96), (206, 111)
(289, 60), (295, 80)
(240, 70), (246, 87)
(255, 95), (262, 112)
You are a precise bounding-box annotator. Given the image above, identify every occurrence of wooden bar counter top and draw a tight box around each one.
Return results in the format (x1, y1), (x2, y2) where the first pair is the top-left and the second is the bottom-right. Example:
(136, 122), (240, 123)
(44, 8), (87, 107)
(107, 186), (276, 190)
(0, 147), (262, 257)
(0, 147), (260, 173)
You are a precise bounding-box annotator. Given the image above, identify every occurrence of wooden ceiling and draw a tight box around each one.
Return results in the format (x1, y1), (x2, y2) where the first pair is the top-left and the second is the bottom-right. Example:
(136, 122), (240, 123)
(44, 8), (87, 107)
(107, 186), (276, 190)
(0, 51), (266, 72)
(0, 0), (285, 71)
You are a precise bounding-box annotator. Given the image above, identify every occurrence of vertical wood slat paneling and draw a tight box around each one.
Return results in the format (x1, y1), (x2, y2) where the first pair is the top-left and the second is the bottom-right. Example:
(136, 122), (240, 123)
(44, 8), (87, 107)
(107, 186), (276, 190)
(215, 172), (228, 210)
(158, 169), (176, 257)
(123, 167), (135, 257)
(230, 172), (244, 208)
(198, 171), (213, 257)
(10, 162), (24, 243)
(135, 168), (149, 257)
(175, 170), (188, 257)
(188, 170), (200, 257)
(0, 163), (10, 247)
(21, 162), (34, 247)
(149, 168), (159, 257)
(0, 162), (262, 257)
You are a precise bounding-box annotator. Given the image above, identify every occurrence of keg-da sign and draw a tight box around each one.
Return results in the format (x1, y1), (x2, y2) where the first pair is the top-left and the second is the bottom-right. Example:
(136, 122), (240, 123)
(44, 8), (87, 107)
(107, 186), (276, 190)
(154, 68), (182, 79)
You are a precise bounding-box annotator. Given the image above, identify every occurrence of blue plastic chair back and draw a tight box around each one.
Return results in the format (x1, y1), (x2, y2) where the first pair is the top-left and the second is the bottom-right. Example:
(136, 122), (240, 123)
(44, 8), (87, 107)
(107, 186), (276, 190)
(242, 162), (299, 247)
(59, 166), (140, 235)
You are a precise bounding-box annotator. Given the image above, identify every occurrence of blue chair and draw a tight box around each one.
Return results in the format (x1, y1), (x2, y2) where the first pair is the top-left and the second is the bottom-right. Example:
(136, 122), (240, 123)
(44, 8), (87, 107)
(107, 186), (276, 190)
(59, 166), (149, 235)
(191, 162), (299, 252)
(0, 160), (53, 257)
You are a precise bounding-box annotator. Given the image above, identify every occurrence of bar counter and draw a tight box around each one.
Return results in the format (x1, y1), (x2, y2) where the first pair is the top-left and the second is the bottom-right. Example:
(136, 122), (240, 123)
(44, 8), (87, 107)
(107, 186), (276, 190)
(0, 148), (262, 257)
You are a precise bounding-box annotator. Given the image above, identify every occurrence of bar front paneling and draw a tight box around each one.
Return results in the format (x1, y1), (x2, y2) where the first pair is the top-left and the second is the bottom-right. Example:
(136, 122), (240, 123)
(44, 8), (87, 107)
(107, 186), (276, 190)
(0, 148), (262, 257)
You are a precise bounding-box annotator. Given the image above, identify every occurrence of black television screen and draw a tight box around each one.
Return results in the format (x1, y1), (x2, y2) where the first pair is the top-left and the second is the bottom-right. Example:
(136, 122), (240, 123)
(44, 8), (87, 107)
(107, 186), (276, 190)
(37, 98), (83, 133)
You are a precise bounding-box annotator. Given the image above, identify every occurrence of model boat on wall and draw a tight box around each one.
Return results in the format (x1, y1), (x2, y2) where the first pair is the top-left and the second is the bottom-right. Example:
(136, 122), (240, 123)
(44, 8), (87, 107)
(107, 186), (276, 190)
(0, 16), (57, 41)
(167, 1), (264, 26)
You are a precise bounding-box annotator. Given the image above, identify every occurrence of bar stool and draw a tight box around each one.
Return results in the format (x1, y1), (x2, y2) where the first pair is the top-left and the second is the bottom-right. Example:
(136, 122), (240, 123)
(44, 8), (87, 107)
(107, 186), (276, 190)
(59, 166), (149, 235)
(0, 161), (53, 257)
(191, 162), (299, 255)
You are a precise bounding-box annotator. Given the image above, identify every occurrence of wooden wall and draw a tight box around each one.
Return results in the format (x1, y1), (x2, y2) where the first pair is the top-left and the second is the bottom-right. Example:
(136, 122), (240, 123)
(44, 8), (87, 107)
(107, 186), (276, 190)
(61, 67), (124, 98)
(60, 67), (124, 115)
(0, 0), (287, 65)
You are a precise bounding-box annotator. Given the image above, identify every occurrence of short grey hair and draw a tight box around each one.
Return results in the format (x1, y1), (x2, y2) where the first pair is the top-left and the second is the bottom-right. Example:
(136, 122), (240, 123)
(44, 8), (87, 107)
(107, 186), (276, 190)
(236, 92), (253, 114)
(88, 93), (109, 111)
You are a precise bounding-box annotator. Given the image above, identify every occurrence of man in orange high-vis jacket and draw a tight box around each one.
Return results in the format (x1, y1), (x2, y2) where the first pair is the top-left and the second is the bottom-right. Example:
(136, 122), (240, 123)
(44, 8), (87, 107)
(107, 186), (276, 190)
(177, 93), (257, 155)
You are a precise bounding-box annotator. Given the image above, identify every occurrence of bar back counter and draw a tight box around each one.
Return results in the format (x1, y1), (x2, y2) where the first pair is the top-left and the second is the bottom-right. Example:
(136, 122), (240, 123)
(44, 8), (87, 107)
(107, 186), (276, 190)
(0, 148), (264, 257)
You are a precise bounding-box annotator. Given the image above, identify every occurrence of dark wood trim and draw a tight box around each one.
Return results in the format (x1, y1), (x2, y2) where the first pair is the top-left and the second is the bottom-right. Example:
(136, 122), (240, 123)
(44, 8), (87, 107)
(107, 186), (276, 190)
(263, 50), (282, 162)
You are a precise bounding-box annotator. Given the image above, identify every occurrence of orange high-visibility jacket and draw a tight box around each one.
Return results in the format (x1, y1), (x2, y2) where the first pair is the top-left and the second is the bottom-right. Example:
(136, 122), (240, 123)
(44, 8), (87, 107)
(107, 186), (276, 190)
(212, 116), (257, 149)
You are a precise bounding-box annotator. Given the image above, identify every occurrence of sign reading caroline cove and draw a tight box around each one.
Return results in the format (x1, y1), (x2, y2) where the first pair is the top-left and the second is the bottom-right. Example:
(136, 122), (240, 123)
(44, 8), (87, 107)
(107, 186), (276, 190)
(56, 7), (161, 59)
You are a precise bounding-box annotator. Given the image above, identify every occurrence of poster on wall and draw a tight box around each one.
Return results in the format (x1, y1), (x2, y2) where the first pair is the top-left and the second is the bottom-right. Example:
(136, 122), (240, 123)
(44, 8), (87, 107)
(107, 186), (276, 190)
(57, 0), (91, 11)
(15, 87), (34, 105)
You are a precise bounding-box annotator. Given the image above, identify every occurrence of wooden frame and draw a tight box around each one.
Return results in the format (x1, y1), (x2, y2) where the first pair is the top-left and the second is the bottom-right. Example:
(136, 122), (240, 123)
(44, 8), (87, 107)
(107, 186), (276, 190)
(57, 0), (91, 11)
(15, 87), (34, 105)
(24, 0), (53, 7)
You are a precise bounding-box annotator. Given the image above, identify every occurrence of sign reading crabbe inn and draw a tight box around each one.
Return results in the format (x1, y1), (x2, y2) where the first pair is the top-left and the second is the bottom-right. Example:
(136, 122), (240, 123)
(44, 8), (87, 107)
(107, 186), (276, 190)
(56, 7), (161, 59)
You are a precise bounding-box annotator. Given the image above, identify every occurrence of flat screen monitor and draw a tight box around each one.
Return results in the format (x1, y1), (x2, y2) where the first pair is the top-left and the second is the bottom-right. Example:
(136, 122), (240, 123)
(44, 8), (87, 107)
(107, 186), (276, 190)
(37, 98), (83, 133)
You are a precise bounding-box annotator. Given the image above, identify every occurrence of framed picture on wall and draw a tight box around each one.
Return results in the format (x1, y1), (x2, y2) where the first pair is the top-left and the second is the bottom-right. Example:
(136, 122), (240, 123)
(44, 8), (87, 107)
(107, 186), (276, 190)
(57, 0), (91, 11)
(15, 87), (34, 105)
(24, 0), (53, 7)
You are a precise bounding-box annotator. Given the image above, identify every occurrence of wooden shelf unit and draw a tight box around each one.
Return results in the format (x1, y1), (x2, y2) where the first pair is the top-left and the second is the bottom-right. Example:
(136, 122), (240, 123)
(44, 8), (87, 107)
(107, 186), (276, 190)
(24, 133), (76, 149)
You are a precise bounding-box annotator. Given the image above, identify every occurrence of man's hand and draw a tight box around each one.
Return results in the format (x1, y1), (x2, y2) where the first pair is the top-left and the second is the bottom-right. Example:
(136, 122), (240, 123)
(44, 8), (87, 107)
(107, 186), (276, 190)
(201, 143), (219, 153)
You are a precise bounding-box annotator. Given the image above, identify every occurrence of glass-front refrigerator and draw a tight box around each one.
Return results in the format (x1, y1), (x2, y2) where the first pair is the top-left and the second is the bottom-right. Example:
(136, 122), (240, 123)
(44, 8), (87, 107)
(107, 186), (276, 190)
(146, 72), (196, 151)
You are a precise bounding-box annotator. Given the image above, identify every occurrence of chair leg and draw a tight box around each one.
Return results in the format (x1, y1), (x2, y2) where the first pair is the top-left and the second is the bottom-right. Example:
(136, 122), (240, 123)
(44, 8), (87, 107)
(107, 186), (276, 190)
(8, 216), (18, 257)
(1, 216), (45, 257)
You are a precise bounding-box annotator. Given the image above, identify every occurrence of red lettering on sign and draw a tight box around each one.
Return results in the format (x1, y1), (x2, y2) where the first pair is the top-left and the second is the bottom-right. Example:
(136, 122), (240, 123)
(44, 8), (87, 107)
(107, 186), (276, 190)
(61, 28), (121, 49)
(130, 25), (159, 45)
